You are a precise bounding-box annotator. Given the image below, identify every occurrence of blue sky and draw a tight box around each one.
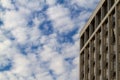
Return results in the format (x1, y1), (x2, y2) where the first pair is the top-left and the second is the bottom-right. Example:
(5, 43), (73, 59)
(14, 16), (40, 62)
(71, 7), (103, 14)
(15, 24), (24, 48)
(0, 0), (99, 80)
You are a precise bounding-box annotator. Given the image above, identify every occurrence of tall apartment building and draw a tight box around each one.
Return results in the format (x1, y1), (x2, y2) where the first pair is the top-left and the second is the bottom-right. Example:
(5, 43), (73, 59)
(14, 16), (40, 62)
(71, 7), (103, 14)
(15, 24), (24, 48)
(80, 0), (120, 80)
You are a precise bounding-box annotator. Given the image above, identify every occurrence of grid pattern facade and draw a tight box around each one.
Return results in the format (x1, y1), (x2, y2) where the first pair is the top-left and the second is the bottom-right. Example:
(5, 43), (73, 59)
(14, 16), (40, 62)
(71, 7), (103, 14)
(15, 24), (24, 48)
(80, 0), (120, 80)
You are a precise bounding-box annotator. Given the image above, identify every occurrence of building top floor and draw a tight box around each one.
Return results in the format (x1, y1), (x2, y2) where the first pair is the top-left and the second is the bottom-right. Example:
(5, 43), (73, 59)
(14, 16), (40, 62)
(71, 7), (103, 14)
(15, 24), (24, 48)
(80, 0), (117, 37)
(80, 0), (118, 49)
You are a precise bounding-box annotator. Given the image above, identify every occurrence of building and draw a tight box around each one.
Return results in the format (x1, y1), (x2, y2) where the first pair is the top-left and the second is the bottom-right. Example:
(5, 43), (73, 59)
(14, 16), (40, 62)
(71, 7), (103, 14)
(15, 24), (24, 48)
(80, 0), (120, 80)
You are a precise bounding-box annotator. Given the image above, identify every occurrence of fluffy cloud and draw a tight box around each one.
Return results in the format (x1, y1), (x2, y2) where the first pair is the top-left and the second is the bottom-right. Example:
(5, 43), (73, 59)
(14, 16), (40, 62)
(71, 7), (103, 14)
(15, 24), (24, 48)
(1, 0), (15, 9)
(46, 0), (56, 6)
(47, 5), (74, 33)
(0, 0), (99, 80)
(71, 0), (99, 9)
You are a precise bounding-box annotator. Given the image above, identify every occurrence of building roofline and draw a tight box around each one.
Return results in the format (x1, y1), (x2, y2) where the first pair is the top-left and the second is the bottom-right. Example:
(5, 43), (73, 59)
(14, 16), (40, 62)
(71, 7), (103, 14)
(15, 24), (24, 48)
(80, 0), (105, 37)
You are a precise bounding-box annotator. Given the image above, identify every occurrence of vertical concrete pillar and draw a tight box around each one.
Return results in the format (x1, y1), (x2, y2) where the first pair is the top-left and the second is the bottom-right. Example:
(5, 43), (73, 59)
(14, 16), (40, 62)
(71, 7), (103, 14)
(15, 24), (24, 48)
(80, 52), (84, 80)
(116, 2), (120, 80)
(101, 25), (104, 80)
(87, 47), (89, 80)
(103, 22), (108, 80)
(89, 42), (92, 80)
(91, 40), (95, 80)
(95, 33), (100, 80)
(108, 15), (112, 80)
(84, 49), (88, 80)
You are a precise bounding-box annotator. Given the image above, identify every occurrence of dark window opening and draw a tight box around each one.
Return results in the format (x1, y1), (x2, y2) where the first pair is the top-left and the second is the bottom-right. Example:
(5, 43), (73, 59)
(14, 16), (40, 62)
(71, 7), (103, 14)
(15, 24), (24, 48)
(92, 61), (95, 67)
(80, 35), (84, 49)
(98, 54), (101, 60)
(98, 69), (101, 75)
(87, 67), (89, 72)
(82, 60), (84, 65)
(92, 75), (95, 80)
(112, 54), (116, 61)
(106, 46), (108, 52)
(109, 0), (115, 9)
(111, 28), (116, 44)
(81, 73), (84, 79)
(91, 18), (95, 32)
(112, 72), (116, 79)
(99, 39), (101, 45)
(86, 28), (89, 41)
(96, 10), (101, 27)
(102, 0), (108, 18)
(104, 19), (108, 36)
(111, 9), (115, 27)
(105, 62), (108, 69)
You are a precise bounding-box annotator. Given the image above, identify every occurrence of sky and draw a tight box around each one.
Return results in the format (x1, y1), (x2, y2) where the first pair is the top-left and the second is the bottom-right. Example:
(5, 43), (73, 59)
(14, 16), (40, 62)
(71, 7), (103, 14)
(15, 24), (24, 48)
(0, 0), (99, 80)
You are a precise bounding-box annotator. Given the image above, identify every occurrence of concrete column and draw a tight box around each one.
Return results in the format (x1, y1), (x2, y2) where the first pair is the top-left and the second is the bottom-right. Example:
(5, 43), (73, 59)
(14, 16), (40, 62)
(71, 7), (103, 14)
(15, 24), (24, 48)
(101, 25), (104, 80)
(86, 47), (89, 80)
(101, 5), (105, 80)
(80, 52), (84, 80)
(95, 33), (101, 80)
(89, 42), (92, 80)
(92, 40), (95, 80)
(108, 15), (112, 80)
(103, 23), (108, 80)
(95, 33), (98, 80)
(116, 2), (120, 80)
(84, 48), (88, 80)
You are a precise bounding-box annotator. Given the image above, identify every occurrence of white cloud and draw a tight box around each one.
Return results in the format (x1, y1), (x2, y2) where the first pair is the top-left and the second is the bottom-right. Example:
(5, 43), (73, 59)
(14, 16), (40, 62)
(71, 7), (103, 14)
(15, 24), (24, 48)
(11, 27), (28, 44)
(0, 31), (6, 42)
(61, 41), (79, 59)
(47, 5), (74, 33)
(46, 0), (56, 6)
(40, 45), (57, 62)
(0, 73), (7, 80)
(49, 55), (65, 75)
(1, 0), (14, 9)
(11, 54), (30, 76)
(35, 71), (53, 80)
(0, 39), (11, 52)
(2, 11), (26, 30)
(47, 5), (69, 20)
(78, 11), (92, 21)
(16, 0), (45, 11)
(57, 73), (68, 80)
(71, 0), (99, 9)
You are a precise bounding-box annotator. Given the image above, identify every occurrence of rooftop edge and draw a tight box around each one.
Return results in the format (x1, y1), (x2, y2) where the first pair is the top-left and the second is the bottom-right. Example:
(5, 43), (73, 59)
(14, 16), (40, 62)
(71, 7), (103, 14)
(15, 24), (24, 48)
(80, 0), (105, 37)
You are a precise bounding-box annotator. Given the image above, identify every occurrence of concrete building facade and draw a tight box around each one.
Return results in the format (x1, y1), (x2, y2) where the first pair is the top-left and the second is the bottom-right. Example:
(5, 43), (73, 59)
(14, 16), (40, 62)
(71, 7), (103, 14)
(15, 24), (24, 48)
(80, 0), (120, 80)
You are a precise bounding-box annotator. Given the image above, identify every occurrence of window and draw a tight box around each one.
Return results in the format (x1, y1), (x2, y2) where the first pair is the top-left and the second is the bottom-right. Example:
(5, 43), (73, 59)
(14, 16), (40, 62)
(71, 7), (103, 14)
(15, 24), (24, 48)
(96, 10), (101, 27)
(112, 71), (116, 79)
(104, 62), (108, 69)
(92, 75), (95, 80)
(102, 0), (108, 18)
(98, 69), (101, 75)
(98, 54), (101, 60)
(80, 35), (84, 49)
(109, 0), (115, 9)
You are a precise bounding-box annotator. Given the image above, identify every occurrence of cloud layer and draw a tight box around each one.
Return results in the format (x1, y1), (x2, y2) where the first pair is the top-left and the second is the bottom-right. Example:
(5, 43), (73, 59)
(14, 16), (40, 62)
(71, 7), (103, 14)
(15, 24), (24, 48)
(0, 0), (99, 80)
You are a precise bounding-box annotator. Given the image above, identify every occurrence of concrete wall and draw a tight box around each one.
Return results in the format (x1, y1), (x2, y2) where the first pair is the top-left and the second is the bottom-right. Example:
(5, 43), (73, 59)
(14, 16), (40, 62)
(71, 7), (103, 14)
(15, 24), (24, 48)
(80, 0), (120, 80)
